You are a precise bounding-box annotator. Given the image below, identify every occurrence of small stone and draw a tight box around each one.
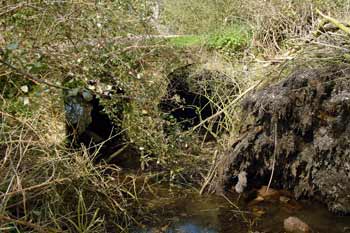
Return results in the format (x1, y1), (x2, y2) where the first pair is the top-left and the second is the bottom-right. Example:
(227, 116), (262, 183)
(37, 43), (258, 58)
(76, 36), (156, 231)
(280, 195), (291, 203)
(284, 216), (310, 233)
(20, 85), (29, 93)
(87, 85), (95, 90)
(23, 97), (30, 105)
(257, 186), (280, 199)
(82, 90), (93, 101)
(106, 85), (113, 90)
(235, 171), (247, 193)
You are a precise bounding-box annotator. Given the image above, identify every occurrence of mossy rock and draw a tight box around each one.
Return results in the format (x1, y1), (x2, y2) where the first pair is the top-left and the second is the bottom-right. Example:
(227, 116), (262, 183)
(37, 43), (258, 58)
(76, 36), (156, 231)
(217, 65), (350, 214)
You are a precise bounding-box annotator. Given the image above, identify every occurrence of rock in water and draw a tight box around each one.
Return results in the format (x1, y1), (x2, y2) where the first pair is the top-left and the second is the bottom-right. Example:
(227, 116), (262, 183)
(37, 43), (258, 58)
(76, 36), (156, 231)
(235, 171), (247, 193)
(284, 217), (310, 233)
(216, 66), (350, 214)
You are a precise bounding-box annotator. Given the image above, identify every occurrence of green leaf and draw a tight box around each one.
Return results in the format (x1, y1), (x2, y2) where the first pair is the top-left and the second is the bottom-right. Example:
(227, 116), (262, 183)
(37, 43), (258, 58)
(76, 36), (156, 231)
(27, 62), (48, 73)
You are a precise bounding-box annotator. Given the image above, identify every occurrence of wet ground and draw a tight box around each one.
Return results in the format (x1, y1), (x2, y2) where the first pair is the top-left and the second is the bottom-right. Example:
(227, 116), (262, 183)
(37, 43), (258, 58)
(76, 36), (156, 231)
(133, 186), (350, 233)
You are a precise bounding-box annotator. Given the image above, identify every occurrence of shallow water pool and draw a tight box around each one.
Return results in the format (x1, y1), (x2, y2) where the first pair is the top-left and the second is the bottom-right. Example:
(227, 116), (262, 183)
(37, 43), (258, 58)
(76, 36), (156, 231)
(132, 186), (350, 233)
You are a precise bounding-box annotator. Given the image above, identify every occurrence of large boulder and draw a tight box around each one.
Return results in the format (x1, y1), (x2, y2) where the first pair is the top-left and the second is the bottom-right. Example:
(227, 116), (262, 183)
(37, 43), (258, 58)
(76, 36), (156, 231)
(217, 66), (350, 214)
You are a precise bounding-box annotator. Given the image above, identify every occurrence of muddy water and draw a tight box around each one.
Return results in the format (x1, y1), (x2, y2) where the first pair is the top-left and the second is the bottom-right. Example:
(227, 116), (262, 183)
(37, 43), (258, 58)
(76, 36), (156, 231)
(133, 186), (350, 233)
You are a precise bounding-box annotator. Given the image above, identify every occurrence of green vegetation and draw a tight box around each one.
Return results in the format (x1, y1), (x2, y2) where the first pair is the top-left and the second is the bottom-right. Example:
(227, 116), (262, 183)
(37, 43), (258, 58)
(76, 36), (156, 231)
(205, 24), (251, 53)
(167, 24), (252, 52)
(167, 35), (203, 47)
(1, 0), (350, 232)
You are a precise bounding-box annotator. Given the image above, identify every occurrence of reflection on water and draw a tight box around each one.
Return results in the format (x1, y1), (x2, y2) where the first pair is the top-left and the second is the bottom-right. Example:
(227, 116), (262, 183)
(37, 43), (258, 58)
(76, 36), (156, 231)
(136, 223), (216, 233)
(133, 186), (350, 233)
(176, 223), (216, 233)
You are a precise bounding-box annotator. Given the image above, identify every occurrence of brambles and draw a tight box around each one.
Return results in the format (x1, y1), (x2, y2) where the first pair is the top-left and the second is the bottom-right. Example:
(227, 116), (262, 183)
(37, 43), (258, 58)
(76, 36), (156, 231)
(2, 1), (350, 232)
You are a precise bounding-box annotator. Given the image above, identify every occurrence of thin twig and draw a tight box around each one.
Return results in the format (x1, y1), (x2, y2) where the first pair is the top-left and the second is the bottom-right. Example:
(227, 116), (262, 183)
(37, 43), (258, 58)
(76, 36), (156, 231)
(192, 80), (263, 131)
(0, 58), (69, 90)
(0, 2), (25, 17)
(310, 41), (350, 51)
(0, 178), (71, 199)
(0, 111), (41, 140)
(200, 150), (218, 195)
(221, 194), (252, 214)
(266, 122), (278, 193)
(316, 9), (350, 35)
(0, 215), (58, 233)
(122, 45), (168, 52)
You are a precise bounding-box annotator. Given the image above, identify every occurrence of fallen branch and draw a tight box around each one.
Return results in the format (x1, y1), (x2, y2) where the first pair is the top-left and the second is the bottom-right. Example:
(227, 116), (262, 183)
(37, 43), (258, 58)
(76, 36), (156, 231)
(111, 34), (190, 42)
(122, 44), (168, 52)
(316, 9), (350, 35)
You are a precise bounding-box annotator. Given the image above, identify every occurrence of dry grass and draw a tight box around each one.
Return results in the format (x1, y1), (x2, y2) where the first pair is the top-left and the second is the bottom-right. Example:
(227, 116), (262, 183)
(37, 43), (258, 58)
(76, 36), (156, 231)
(0, 89), (143, 232)
(1, 1), (350, 232)
(163, 0), (350, 56)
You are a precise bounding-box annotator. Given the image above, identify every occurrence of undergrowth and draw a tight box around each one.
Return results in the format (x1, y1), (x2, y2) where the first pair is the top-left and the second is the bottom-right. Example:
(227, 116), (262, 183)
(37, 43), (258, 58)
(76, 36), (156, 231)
(1, 0), (349, 232)
(0, 89), (143, 232)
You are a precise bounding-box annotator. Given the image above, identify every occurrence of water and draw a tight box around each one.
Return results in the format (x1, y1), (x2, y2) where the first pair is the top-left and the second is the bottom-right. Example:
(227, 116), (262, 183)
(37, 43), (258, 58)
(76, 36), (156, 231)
(133, 186), (350, 233)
